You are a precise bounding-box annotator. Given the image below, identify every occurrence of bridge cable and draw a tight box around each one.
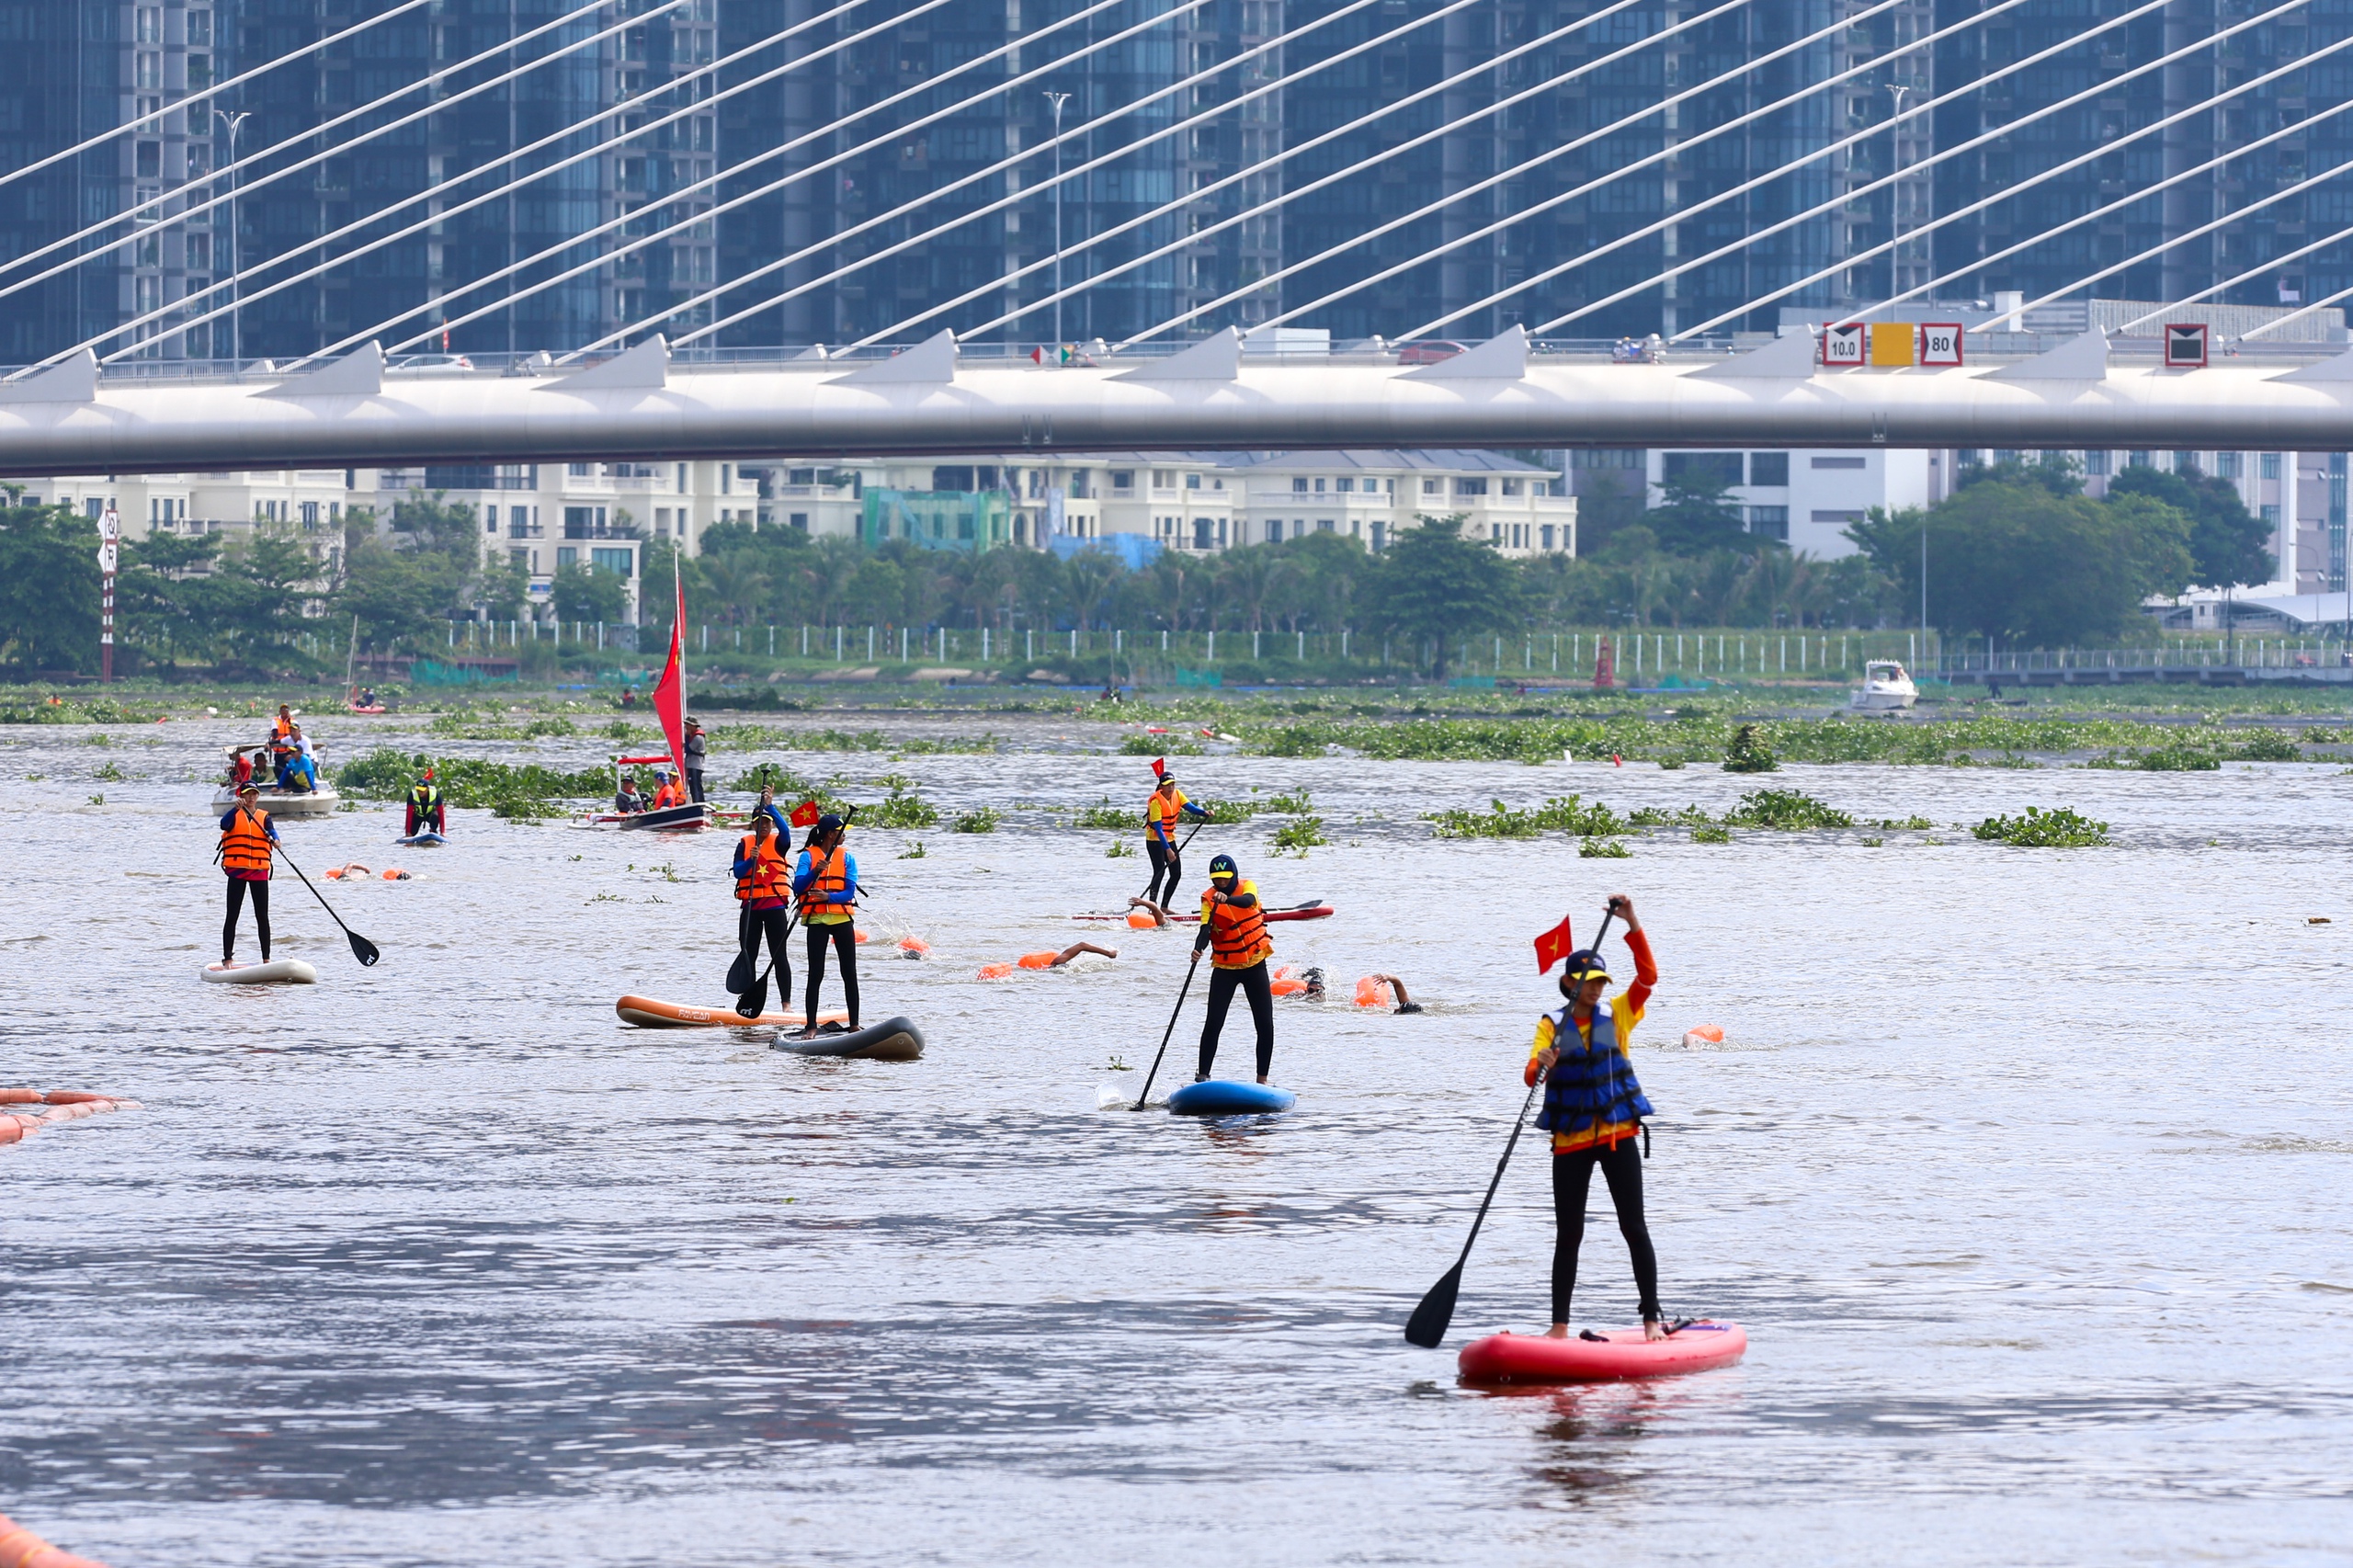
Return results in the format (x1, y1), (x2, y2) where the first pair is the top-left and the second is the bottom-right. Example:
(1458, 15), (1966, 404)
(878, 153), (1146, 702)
(71, 0), (916, 367)
(1540, 0), (2316, 345)
(1120, 0), (1954, 351)
(0, 0), (638, 295)
(0, 0), (437, 198)
(863, 0), (1733, 347)
(336, 0), (1174, 360)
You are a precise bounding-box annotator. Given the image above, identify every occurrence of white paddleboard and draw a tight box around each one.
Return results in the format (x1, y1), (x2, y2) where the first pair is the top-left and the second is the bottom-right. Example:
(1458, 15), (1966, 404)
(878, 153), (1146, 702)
(203, 959), (318, 984)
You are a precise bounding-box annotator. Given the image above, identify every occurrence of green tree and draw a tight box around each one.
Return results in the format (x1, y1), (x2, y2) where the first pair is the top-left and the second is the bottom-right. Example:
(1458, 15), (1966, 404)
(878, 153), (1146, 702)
(335, 536), (463, 648)
(478, 555), (531, 623)
(551, 562), (630, 623)
(2106, 463), (2275, 589)
(1643, 471), (1751, 556)
(118, 528), (227, 671)
(1370, 516), (1518, 680)
(0, 503), (100, 674)
(1958, 452), (2086, 497)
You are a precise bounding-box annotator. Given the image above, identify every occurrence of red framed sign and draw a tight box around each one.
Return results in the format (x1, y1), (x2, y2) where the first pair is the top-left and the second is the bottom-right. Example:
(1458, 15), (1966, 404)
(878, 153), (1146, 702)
(1821, 323), (1866, 366)
(2165, 323), (2209, 369)
(1918, 323), (1964, 367)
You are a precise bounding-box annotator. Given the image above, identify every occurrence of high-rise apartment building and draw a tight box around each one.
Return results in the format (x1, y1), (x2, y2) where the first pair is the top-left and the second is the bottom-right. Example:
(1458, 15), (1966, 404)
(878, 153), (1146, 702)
(1, 1), (2347, 364)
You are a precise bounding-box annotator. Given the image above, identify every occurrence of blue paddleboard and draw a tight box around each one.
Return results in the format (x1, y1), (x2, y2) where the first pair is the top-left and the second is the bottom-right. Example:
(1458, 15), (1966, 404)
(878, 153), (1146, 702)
(1167, 1079), (1295, 1116)
(397, 832), (448, 846)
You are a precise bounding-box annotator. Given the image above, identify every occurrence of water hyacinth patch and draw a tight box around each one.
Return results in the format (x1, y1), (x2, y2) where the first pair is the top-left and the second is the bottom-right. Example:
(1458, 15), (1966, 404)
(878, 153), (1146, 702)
(1269, 815), (1328, 855)
(951, 806), (1002, 834)
(1972, 805), (2110, 846)
(1721, 789), (1855, 829)
(1424, 795), (1630, 839)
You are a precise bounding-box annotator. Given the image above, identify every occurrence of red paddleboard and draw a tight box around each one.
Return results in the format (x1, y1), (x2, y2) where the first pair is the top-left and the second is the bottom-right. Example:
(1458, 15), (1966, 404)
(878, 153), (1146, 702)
(1072, 903), (1335, 924)
(1457, 1323), (1746, 1384)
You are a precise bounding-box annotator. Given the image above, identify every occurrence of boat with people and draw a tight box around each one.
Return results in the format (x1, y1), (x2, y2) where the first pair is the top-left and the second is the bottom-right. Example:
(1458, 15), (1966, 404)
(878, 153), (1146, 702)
(1850, 659), (1920, 710)
(577, 569), (713, 831)
(210, 743), (340, 817)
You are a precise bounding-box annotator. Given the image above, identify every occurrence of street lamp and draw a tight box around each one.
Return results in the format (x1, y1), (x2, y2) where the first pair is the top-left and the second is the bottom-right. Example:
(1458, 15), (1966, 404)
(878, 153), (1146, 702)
(1043, 91), (1072, 352)
(214, 109), (250, 364)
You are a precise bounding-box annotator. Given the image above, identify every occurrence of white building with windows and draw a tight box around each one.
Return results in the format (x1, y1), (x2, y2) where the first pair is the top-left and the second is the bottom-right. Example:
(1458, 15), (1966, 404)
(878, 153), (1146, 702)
(1647, 449), (1938, 556)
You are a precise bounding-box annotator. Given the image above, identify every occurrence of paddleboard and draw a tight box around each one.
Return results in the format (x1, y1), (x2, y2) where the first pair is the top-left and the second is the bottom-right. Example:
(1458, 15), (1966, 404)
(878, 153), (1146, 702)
(772, 1016), (924, 1062)
(203, 959), (318, 985)
(615, 994), (846, 1029)
(1456, 1323), (1746, 1384)
(1166, 1079), (1294, 1115)
(396, 832), (447, 846)
(1073, 902), (1335, 925)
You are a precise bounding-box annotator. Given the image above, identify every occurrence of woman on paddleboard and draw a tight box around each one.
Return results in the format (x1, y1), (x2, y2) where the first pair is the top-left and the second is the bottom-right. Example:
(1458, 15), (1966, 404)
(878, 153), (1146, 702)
(217, 781), (279, 965)
(1193, 852), (1275, 1084)
(733, 810), (793, 1001)
(1144, 770), (1208, 908)
(793, 812), (859, 1035)
(1529, 893), (1664, 1341)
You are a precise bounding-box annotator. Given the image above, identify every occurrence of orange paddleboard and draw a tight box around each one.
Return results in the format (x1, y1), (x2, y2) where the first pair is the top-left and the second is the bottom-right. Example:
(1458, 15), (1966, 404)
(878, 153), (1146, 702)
(615, 994), (848, 1029)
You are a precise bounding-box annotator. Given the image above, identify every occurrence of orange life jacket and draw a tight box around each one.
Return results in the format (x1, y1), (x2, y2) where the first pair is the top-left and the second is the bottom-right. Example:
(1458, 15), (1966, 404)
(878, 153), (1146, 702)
(219, 807), (274, 878)
(272, 714), (294, 738)
(653, 778), (683, 809)
(1200, 879), (1271, 970)
(735, 833), (790, 903)
(1146, 786), (1188, 845)
(797, 843), (851, 921)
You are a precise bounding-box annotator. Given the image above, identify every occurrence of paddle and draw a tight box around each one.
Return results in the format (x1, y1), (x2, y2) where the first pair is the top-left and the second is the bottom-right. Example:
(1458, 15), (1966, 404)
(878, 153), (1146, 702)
(1132, 946), (1205, 1110)
(270, 839), (382, 967)
(1403, 904), (1617, 1350)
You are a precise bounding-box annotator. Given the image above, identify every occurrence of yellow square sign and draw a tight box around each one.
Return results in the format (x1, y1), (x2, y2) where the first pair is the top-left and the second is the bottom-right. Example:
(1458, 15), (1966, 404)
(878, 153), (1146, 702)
(1870, 323), (1915, 367)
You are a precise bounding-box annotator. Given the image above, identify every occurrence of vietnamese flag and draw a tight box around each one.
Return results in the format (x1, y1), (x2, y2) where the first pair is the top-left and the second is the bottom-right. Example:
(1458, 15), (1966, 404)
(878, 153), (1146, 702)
(1533, 915), (1575, 974)
(789, 800), (822, 829)
(1150, 756), (1166, 779)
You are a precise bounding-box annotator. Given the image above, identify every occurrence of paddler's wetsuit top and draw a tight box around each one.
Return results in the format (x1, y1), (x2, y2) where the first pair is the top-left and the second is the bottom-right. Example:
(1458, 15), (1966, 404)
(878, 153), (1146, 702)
(1524, 928), (1656, 1155)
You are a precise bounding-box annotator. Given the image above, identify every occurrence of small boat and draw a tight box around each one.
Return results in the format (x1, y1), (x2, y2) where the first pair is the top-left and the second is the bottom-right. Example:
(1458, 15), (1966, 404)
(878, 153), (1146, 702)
(578, 801), (714, 832)
(203, 958), (318, 984)
(615, 994), (846, 1029)
(1850, 659), (1919, 711)
(209, 781), (341, 818)
(771, 1016), (924, 1061)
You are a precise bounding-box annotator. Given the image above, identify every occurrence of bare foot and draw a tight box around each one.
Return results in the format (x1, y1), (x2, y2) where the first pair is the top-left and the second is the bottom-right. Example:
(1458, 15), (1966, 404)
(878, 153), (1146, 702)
(1542, 1324), (1569, 1339)
(1644, 1318), (1666, 1342)
(1256, 1074), (1269, 1085)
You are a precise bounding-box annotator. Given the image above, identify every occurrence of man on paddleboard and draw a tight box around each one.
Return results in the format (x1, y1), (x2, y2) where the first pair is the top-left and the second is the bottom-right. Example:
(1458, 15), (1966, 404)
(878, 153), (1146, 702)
(1145, 771), (1209, 908)
(217, 781), (279, 964)
(1193, 852), (1275, 1085)
(405, 767), (445, 837)
(733, 810), (793, 1004)
(1529, 893), (1664, 1341)
(793, 812), (859, 1035)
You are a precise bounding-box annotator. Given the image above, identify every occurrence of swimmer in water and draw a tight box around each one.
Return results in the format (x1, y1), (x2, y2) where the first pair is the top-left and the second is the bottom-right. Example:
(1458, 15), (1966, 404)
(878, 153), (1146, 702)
(1358, 972), (1426, 1014)
(980, 941), (1119, 979)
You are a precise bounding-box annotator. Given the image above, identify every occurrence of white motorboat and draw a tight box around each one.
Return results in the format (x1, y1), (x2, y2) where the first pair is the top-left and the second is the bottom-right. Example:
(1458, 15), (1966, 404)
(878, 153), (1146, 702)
(210, 780), (342, 817)
(1851, 659), (1920, 711)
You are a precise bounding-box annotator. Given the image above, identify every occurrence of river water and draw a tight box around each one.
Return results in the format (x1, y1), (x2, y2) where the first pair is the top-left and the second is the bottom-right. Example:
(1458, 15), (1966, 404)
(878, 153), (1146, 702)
(4, 710), (2350, 1566)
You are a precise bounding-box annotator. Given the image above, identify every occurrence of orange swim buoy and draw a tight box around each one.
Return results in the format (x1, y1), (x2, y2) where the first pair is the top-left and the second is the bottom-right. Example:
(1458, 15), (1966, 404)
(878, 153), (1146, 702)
(1354, 976), (1395, 1009)
(1269, 977), (1306, 997)
(897, 936), (929, 957)
(381, 868), (409, 881)
(0, 1508), (114, 1568)
(1016, 950), (1059, 970)
(1682, 1024), (1725, 1046)
(322, 867), (343, 880)
(978, 962), (1014, 980)
(1127, 911), (1156, 928)
(853, 928), (870, 944)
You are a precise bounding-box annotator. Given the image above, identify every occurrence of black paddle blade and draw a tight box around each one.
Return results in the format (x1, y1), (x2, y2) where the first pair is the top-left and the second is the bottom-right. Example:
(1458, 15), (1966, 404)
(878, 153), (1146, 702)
(735, 970), (770, 1019)
(1404, 1262), (1462, 1348)
(725, 948), (755, 994)
(348, 931), (381, 967)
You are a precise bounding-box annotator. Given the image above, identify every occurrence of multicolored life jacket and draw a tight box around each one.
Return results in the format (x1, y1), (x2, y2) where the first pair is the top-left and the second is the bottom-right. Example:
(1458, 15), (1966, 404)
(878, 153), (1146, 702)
(1535, 997), (1654, 1138)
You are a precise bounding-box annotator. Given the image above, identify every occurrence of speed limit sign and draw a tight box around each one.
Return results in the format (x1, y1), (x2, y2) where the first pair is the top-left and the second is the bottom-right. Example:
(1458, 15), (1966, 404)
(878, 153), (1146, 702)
(1919, 323), (1964, 367)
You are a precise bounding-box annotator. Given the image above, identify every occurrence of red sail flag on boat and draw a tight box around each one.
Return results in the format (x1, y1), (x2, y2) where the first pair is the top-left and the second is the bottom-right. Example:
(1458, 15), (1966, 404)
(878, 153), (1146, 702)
(789, 800), (822, 828)
(651, 554), (688, 785)
(1533, 915), (1575, 974)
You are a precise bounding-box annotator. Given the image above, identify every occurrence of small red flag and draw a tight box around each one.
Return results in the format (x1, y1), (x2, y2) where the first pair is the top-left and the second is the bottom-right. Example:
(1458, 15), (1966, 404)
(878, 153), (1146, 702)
(789, 800), (821, 828)
(1151, 756), (1166, 778)
(1533, 915), (1575, 974)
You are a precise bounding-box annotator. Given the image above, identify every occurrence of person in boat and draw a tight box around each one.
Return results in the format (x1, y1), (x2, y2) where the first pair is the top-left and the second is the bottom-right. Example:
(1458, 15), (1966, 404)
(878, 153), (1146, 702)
(1144, 771), (1210, 909)
(286, 726), (319, 792)
(217, 781), (279, 964)
(732, 808), (793, 1005)
(1528, 893), (1664, 1342)
(651, 769), (686, 812)
(1192, 852), (1275, 1085)
(271, 703), (295, 740)
(405, 767), (445, 837)
(357, 686), (377, 709)
(683, 719), (708, 804)
(615, 774), (644, 813)
(792, 812), (859, 1035)
(620, 685), (639, 710)
(225, 747), (255, 790)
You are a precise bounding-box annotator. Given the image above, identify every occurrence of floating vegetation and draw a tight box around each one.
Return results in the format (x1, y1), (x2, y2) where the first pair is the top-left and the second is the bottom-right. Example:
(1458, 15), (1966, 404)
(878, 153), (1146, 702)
(91, 760), (125, 781)
(1628, 803), (1714, 828)
(1263, 787), (1314, 813)
(781, 728), (997, 754)
(1578, 837), (1631, 858)
(85, 733), (110, 747)
(2088, 744), (2219, 771)
(900, 839), (928, 858)
(1425, 795), (1630, 839)
(0, 697), (163, 725)
(337, 748), (609, 816)
(1721, 789), (1854, 830)
(864, 785), (938, 830)
(1269, 814), (1328, 856)
(1722, 723), (1779, 773)
(1690, 824), (1732, 844)
(1862, 835), (1885, 846)
(1106, 839), (1135, 858)
(1122, 733), (1201, 756)
(951, 806), (1002, 834)
(1972, 805), (2109, 847)
(1873, 815), (1935, 830)
(428, 709), (579, 741)
(1074, 800), (1138, 829)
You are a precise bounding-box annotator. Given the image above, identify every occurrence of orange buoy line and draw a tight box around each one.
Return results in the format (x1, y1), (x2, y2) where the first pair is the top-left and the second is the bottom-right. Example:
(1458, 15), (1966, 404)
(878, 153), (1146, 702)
(0, 1089), (142, 1151)
(0, 1510), (112, 1568)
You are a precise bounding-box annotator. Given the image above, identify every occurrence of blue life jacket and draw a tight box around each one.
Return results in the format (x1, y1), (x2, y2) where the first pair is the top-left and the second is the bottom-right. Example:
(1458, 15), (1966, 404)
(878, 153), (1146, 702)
(1535, 998), (1654, 1137)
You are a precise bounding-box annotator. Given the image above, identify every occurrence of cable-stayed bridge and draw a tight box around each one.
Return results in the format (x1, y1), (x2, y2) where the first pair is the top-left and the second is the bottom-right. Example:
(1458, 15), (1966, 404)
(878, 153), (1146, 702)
(3, 0), (2352, 472)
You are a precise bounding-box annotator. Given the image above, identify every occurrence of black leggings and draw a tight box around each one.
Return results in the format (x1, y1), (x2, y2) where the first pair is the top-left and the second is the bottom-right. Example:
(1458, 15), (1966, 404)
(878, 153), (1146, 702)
(804, 921), (859, 1027)
(1146, 836), (1181, 905)
(1552, 1136), (1661, 1326)
(1198, 959), (1274, 1080)
(224, 877), (270, 963)
(744, 904), (792, 996)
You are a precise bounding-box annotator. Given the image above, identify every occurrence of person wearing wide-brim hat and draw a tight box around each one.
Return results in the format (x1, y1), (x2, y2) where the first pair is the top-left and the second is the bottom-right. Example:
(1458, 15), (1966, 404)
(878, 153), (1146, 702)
(1528, 893), (1664, 1340)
